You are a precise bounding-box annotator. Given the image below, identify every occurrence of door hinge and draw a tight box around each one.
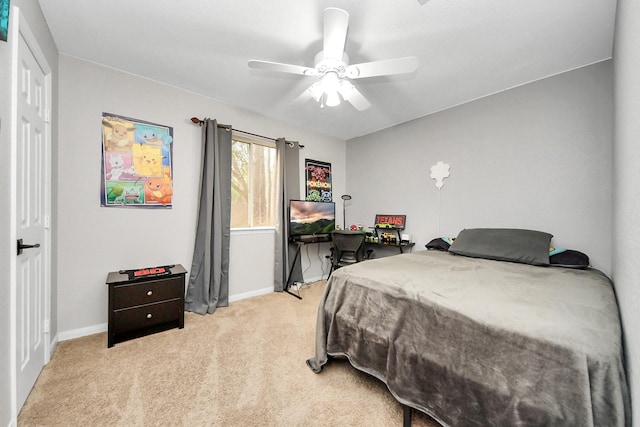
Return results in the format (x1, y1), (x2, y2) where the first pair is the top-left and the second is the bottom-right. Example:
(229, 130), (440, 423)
(44, 214), (50, 229)
(44, 108), (51, 123)
(44, 319), (50, 333)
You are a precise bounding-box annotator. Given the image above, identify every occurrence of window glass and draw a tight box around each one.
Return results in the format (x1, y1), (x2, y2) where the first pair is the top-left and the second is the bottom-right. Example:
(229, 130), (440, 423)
(231, 137), (276, 228)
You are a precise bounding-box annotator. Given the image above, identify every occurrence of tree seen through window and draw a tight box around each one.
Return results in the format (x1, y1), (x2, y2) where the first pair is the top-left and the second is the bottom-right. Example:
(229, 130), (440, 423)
(231, 137), (276, 228)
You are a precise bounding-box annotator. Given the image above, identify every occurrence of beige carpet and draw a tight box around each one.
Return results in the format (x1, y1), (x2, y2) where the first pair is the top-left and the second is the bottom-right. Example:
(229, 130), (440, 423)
(18, 281), (439, 426)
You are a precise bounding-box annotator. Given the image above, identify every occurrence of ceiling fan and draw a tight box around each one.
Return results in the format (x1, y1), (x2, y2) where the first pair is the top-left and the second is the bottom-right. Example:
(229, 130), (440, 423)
(248, 7), (418, 111)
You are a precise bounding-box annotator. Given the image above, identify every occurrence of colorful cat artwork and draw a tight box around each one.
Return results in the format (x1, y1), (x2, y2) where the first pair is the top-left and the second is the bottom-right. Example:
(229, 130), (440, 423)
(101, 113), (173, 208)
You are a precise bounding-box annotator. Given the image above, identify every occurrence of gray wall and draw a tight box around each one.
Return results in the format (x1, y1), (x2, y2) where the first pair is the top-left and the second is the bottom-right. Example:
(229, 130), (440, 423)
(347, 61), (613, 275)
(613, 0), (640, 422)
(56, 55), (344, 337)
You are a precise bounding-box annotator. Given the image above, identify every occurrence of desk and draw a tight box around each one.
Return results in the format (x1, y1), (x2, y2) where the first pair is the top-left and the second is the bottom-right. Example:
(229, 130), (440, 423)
(367, 225), (414, 257)
(365, 241), (415, 257)
(285, 237), (331, 299)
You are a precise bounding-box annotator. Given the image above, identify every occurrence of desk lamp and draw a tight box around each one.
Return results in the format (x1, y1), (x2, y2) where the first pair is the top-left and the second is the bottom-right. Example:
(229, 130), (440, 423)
(341, 194), (351, 229)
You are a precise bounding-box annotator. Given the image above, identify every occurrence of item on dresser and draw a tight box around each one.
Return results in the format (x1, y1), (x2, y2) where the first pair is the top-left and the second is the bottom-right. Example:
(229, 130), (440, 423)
(118, 264), (175, 280)
(105, 264), (187, 348)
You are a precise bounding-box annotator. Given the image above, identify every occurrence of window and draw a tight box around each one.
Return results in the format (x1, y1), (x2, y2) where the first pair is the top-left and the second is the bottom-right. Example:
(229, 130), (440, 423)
(231, 135), (277, 228)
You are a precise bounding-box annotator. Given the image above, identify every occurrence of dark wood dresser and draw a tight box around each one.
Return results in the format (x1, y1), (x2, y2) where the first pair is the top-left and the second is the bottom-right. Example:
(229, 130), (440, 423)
(105, 264), (187, 348)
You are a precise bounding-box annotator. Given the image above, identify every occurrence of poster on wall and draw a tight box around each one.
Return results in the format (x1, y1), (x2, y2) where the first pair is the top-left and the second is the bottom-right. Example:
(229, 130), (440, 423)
(100, 112), (173, 208)
(305, 159), (332, 202)
(0, 0), (10, 42)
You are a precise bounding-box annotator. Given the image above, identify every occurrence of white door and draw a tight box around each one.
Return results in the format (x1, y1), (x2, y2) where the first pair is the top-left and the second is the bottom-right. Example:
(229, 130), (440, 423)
(15, 24), (50, 411)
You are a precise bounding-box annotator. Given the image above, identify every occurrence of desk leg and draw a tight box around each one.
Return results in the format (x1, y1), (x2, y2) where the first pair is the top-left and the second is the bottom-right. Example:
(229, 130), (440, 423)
(284, 243), (303, 300)
(285, 287), (302, 300)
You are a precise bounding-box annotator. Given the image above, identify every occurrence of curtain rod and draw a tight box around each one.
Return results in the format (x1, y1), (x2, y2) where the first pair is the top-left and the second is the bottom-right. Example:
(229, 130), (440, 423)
(190, 117), (278, 142)
(190, 117), (303, 147)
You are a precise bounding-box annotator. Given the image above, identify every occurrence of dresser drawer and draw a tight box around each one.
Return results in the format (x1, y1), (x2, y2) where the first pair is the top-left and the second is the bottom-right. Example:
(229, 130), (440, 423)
(112, 298), (183, 334)
(111, 276), (183, 309)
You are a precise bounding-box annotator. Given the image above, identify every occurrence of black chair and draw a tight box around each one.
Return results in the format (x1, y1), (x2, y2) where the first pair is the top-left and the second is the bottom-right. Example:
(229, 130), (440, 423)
(329, 230), (367, 276)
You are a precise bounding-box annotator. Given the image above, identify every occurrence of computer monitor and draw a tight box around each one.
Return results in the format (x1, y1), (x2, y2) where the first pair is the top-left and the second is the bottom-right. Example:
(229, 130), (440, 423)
(288, 200), (335, 241)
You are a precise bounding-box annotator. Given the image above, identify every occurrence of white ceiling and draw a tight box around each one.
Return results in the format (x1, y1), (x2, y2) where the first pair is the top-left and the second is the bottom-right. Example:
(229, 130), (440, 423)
(38, 0), (617, 140)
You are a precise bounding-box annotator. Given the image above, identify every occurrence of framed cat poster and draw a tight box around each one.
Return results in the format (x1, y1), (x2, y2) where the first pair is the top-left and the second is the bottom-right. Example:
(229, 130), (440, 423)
(100, 113), (174, 208)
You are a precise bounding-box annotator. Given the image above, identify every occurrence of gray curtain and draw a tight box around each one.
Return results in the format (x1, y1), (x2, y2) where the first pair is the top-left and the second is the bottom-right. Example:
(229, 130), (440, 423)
(185, 119), (232, 314)
(274, 138), (301, 291)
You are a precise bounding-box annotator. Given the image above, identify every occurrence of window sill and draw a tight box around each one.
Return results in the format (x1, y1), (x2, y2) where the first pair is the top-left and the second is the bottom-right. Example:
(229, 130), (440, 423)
(231, 227), (276, 236)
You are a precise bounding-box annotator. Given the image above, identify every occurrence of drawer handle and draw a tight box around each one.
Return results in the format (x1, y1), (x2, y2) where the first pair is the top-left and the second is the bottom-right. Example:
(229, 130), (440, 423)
(147, 290), (153, 296)
(146, 313), (153, 319)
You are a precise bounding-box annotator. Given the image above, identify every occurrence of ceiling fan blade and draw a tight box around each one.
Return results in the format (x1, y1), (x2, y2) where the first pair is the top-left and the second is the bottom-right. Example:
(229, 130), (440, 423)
(290, 88), (314, 107)
(346, 56), (419, 79)
(323, 8), (349, 61)
(290, 83), (323, 107)
(248, 60), (316, 76)
(337, 81), (371, 111)
(345, 88), (371, 111)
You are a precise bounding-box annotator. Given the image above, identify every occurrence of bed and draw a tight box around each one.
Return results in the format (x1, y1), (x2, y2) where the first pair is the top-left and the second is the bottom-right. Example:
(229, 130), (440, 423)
(307, 229), (630, 426)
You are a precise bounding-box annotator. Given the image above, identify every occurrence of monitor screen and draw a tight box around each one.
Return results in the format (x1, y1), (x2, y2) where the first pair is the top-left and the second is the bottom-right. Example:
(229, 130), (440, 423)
(288, 200), (335, 240)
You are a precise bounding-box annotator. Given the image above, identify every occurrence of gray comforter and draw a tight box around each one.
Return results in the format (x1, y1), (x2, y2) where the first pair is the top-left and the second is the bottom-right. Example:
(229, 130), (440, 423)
(307, 250), (630, 426)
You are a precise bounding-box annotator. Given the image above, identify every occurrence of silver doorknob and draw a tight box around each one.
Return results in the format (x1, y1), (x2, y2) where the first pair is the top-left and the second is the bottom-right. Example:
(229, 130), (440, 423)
(17, 239), (40, 256)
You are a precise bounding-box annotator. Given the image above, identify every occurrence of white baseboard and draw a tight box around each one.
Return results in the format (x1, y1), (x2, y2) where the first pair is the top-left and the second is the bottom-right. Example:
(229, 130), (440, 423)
(57, 288), (275, 342)
(48, 333), (59, 359)
(58, 323), (108, 342)
(228, 286), (273, 302)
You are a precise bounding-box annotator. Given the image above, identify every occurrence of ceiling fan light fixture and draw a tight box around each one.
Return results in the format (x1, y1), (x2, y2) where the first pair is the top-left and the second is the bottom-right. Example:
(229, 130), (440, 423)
(325, 90), (341, 107)
(320, 71), (340, 94)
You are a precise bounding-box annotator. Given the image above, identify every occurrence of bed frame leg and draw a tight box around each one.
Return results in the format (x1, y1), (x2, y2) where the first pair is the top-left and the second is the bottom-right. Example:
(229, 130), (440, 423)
(402, 404), (412, 427)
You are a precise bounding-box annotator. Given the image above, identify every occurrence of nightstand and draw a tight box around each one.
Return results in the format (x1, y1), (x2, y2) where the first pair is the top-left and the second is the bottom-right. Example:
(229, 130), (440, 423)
(105, 264), (187, 348)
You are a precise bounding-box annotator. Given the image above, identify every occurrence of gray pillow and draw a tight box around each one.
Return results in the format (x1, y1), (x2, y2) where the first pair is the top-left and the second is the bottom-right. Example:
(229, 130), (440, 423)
(449, 228), (552, 266)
